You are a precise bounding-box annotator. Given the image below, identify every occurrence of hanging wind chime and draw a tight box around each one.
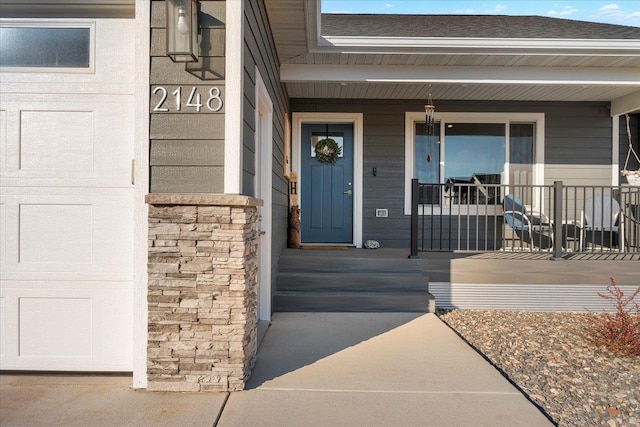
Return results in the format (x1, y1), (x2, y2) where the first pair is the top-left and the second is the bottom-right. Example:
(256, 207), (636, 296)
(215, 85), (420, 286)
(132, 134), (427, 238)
(425, 86), (436, 163)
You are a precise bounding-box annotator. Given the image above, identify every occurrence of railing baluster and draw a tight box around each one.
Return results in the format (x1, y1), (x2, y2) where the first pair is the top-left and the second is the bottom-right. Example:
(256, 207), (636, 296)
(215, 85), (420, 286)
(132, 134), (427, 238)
(553, 181), (563, 258)
(410, 181), (638, 256)
(409, 178), (418, 258)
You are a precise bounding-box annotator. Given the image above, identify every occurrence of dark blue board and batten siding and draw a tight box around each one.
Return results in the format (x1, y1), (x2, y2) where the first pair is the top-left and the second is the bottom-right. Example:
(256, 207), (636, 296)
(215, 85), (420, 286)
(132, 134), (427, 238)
(291, 99), (618, 248)
(243, 0), (291, 294)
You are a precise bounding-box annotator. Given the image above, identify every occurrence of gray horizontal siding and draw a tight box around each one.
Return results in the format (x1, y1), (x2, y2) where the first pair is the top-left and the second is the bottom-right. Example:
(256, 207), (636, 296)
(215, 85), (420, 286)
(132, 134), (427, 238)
(150, 0), (225, 28)
(244, 0), (292, 290)
(150, 57), (226, 85)
(150, 166), (224, 193)
(151, 28), (225, 57)
(150, 114), (224, 139)
(150, 140), (224, 166)
(148, 0), (226, 193)
(292, 99), (615, 248)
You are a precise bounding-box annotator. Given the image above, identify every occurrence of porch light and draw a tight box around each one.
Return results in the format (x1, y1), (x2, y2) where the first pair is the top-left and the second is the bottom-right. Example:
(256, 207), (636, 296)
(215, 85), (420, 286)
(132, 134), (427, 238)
(166, 0), (199, 62)
(425, 90), (436, 136)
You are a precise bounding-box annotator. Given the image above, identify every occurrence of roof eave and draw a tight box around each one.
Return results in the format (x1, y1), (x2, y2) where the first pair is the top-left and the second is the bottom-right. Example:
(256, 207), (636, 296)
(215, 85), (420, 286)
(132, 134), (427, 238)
(317, 36), (640, 56)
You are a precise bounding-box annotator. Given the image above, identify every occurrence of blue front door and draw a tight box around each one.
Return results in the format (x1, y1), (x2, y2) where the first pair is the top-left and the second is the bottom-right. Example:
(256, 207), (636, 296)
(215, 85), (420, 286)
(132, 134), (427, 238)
(301, 123), (354, 243)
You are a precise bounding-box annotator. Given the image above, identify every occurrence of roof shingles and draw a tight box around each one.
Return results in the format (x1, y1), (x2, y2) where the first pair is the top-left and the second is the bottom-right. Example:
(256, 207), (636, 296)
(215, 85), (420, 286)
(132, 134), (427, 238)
(321, 14), (640, 39)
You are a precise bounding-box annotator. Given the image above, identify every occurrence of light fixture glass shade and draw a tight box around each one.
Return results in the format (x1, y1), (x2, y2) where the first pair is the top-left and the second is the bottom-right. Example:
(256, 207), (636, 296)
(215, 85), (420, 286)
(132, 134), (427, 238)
(166, 0), (199, 62)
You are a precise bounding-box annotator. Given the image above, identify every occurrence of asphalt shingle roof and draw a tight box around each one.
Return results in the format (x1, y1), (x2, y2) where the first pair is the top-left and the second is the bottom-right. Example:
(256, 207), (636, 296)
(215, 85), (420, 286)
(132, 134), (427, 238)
(321, 14), (640, 39)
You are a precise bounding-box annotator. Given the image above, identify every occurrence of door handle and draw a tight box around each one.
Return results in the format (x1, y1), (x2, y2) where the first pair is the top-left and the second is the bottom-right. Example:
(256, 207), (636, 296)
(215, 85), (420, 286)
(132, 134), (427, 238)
(343, 189), (353, 196)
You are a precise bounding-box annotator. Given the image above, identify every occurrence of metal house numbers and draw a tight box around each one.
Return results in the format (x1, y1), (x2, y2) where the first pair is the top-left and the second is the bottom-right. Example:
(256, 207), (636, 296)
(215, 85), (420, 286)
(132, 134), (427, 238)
(152, 86), (223, 112)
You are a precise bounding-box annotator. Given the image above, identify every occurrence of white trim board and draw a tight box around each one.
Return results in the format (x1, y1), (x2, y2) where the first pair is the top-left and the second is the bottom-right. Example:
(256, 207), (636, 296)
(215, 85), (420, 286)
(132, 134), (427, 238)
(292, 112), (364, 248)
(612, 116), (620, 186)
(611, 89), (640, 116)
(224, 0), (244, 194)
(317, 36), (640, 56)
(281, 64), (640, 87)
(255, 68), (273, 322)
(133, 0), (150, 389)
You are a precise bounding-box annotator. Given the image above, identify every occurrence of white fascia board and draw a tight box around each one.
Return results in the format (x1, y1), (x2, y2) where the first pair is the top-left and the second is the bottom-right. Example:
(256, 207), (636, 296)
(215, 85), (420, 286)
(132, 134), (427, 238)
(611, 89), (640, 116)
(305, 0), (320, 52)
(318, 36), (640, 56)
(280, 63), (640, 86)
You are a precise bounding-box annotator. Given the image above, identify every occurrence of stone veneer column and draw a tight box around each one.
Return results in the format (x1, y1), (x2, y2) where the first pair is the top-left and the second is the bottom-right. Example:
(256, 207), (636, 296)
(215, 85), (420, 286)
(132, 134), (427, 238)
(145, 194), (263, 392)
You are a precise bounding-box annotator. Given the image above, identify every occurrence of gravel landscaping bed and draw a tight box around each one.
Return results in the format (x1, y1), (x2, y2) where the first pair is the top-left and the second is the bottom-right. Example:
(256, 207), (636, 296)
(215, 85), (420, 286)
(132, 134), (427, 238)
(437, 310), (640, 427)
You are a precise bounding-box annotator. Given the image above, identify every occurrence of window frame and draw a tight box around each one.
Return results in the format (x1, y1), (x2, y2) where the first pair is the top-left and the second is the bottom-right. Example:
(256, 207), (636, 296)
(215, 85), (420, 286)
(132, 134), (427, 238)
(404, 111), (545, 215)
(0, 20), (96, 73)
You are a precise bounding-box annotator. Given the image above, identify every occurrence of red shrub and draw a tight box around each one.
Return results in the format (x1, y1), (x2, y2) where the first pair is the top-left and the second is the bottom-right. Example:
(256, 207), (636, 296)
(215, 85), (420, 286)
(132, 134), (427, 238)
(585, 277), (640, 357)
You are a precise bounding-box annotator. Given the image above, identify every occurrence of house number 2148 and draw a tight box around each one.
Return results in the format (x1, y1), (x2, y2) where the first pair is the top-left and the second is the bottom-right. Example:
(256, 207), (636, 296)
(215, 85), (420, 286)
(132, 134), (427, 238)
(153, 86), (223, 112)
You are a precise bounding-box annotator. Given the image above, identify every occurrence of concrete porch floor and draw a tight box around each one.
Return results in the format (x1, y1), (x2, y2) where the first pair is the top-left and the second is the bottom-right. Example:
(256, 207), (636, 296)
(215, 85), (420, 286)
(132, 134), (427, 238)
(276, 247), (639, 311)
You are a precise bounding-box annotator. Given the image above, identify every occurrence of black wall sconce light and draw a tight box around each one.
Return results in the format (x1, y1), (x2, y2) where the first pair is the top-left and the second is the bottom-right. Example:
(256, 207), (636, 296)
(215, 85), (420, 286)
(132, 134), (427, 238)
(166, 0), (199, 62)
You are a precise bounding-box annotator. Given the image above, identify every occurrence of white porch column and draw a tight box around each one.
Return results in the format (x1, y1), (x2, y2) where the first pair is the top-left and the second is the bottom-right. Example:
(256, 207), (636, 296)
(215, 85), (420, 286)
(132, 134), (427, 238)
(224, 0), (245, 194)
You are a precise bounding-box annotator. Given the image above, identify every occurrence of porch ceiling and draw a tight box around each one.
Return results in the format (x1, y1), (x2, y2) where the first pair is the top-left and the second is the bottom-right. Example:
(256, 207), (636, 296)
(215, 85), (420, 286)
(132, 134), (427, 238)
(265, 0), (640, 112)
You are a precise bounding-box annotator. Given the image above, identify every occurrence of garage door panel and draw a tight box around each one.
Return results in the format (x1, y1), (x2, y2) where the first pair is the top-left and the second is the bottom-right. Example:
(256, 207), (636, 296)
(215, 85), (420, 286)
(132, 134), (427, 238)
(0, 19), (134, 91)
(20, 111), (94, 172)
(20, 203), (93, 264)
(0, 17), (135, 373)
(1, 191), (133, 277)
(0, 202), (5, 266)
(0, 97), (134, 181)
(0, 297), (5, 358)
(0, 109), (6, 171)
(19, 297), (93, 357)
(0, 284), (133, 371)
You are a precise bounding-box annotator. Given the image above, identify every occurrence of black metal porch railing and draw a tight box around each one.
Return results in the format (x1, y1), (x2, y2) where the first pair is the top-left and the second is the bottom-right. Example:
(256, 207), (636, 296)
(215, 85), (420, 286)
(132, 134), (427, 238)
(409, 179), (640, 257)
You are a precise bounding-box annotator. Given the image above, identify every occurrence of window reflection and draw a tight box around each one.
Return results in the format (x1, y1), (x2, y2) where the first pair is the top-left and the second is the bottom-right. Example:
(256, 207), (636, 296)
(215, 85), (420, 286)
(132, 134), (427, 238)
(0, 27), (91, 68)
(410, 115), (538, 209)
(444, 123), (505, 183)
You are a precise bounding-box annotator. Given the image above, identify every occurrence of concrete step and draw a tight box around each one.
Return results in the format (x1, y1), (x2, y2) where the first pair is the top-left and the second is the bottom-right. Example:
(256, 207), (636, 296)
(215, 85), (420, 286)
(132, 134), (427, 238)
(277, 272), (428, 292)
(273, 291), (435, 313)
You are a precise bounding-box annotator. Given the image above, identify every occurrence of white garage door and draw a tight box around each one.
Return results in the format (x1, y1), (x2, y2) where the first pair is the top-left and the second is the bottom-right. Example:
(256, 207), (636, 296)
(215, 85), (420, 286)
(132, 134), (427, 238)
(0, 18), (135, 371)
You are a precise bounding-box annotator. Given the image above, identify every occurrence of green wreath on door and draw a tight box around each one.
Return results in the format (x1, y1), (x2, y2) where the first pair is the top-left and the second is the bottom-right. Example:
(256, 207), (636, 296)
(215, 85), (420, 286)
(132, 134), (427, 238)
(314, 138), (342, 165)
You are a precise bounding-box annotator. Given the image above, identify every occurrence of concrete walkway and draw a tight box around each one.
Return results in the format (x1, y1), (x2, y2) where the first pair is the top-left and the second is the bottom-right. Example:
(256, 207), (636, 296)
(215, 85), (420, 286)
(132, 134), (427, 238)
(1, 313), (553, 427)
(219, 313), (553, 427)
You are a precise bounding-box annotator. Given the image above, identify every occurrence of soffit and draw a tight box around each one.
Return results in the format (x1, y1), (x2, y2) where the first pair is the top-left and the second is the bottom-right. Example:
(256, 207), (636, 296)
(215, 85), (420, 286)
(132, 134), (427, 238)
(285, 82), (638, 103)
(265, 1), (640, 104)
(264, 0), (314, 64)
